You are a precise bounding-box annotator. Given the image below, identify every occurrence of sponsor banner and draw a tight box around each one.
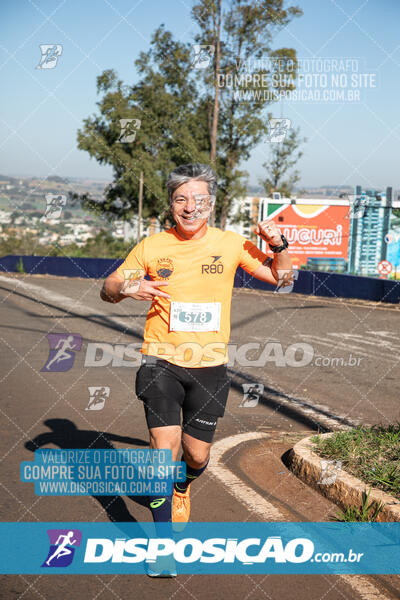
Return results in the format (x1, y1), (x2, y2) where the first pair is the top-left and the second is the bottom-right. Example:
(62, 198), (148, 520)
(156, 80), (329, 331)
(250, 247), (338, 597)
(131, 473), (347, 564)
(264, 203), (350, 269)
(1, 522), (398, 574)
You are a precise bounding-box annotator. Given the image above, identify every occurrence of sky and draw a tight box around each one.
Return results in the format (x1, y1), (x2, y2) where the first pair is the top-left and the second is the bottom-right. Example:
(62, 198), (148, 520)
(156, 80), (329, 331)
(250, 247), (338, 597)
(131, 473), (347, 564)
(1, 0), (399, 190)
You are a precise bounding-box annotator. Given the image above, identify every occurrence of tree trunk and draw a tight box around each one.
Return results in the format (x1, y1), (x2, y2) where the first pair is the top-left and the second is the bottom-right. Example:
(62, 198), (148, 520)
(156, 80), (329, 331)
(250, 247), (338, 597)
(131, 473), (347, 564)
(220, 196), (229, 231)
(209, 0), (221, 227)
(137, 170), (143, 243)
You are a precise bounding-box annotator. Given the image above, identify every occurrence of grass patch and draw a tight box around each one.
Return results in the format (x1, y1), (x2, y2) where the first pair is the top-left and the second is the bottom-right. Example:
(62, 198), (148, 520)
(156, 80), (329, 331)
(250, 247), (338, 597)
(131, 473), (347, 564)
(311, 424), (400, 501)
(16, 257), (25, 274)
(334, 490), (384, 522)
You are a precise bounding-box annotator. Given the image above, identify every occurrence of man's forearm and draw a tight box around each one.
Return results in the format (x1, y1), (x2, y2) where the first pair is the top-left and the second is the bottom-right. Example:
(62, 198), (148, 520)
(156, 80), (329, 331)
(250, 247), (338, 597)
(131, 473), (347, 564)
(100, 278), (125, 303)
(270, 249), (292, 283)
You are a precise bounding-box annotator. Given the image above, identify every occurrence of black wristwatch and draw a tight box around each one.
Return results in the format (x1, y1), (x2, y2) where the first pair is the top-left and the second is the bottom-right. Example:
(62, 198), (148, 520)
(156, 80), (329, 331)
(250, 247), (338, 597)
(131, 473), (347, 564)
(268, 234), (289, 253)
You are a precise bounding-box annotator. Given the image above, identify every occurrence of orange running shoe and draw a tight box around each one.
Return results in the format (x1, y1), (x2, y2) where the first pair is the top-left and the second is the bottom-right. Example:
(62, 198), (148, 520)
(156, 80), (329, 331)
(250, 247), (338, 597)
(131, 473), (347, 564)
(172, 486), (191, 531)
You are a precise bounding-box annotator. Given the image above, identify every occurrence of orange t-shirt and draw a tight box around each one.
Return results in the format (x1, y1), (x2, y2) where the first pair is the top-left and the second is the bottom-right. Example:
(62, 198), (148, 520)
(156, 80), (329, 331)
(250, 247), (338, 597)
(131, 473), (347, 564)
(116, 226), (269, 367)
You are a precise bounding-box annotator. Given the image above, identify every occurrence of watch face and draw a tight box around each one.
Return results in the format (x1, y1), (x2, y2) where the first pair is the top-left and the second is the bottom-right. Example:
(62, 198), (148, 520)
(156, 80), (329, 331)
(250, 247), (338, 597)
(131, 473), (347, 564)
(269, 235), (288, 252)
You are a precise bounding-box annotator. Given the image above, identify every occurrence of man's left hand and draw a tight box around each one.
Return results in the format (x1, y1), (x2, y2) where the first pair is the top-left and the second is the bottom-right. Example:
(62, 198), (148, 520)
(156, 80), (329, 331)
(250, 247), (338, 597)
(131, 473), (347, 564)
(255, 220), (282, 246)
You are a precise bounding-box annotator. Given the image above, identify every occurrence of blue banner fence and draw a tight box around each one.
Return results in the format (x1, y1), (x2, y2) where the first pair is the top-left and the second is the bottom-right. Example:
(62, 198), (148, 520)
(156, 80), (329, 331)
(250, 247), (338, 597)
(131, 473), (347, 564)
(0, 254), (398, 304)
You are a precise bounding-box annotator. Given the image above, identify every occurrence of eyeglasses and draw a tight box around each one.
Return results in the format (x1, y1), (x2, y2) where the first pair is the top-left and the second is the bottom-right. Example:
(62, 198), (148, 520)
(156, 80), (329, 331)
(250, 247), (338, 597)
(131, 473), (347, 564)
(172, 194), (215, 205)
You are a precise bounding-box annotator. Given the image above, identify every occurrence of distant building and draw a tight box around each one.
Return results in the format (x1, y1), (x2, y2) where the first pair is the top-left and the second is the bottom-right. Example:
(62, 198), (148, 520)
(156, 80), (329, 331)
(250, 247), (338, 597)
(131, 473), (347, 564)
(113, 217), (161, 241)
(226, 196), (260, 241)
(348, 186), (394, 276)
(59, 234), (76, 245)
(0, 210), (12, 224)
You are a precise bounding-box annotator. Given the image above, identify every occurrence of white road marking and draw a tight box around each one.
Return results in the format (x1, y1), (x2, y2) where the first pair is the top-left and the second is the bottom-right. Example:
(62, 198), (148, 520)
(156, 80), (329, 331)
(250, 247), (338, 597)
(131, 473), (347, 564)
(0, 275), (98, 313)
(329, 332), (400, 353)
(210, 432), (392, 600)
(366, 331), (399, 339)
(302, 335), (377, 360)
(1, 274), (358, 432)
(271, 392), (355, 430)
(209, 432), (283, 520)
(0, 274), (135, 332)
(302, 333), (399, 364)
(340, 574), (393, 600)
(1, 276), (395, 598)
(235, 287), (400, 312)
(229, 368), (357, 430)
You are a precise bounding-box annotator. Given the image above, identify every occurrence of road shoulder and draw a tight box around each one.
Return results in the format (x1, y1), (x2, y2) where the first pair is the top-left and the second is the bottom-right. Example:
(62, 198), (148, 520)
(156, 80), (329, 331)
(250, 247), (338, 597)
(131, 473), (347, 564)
(288, 433), (400, 522)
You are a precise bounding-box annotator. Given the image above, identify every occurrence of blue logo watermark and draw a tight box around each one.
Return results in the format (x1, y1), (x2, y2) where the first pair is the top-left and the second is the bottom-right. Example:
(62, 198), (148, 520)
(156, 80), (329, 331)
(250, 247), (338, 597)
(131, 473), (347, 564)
(1, 522), (399, 574)
(41, 334), (82, 372)
(42, 529), (82, 568)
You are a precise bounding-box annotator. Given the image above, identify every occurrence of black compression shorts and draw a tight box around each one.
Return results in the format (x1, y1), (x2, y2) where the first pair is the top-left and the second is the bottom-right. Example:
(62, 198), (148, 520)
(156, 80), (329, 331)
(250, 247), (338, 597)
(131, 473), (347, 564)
(135, 356), (231, 443)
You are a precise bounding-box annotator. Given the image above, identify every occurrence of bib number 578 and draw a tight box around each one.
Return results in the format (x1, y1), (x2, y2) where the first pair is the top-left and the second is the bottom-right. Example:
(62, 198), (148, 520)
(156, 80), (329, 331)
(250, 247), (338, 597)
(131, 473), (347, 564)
(180, 311), (211, 324)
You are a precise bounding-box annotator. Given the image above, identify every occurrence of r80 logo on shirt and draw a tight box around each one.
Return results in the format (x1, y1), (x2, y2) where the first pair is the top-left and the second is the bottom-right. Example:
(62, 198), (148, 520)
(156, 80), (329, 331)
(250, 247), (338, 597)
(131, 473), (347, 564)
(201, 256), (224, 274)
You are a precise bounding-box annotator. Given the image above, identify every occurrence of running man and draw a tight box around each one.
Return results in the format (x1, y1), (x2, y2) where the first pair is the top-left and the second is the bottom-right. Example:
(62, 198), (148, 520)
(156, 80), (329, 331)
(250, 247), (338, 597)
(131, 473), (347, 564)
(45, 335), (77, 371)
(86, 387), (108, 410)
(45, 531), (77, 566)
(100, 163), (292, 533)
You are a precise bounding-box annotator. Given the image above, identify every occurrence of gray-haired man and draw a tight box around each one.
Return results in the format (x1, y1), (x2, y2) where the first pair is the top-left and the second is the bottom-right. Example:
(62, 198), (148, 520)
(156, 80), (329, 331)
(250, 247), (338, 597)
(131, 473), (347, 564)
(101, 163), (292, 568)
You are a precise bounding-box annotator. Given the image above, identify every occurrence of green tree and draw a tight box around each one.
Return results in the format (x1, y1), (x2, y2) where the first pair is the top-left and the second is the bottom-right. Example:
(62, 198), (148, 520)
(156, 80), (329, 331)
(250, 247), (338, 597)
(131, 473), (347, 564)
(261, 127), (305, 197)
(0, 229), (133, 259)
(193, 0), (301, 226)
(72, 33), (209, 226)
(54, 231), (132, 259)
(75, 0), (302, 229)
(16, 257), (25, 273)
(0, 231), (39, 255)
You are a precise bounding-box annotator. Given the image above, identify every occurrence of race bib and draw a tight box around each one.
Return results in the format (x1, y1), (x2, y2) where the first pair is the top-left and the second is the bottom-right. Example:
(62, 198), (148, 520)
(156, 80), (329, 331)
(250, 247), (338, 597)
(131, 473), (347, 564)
(169, 301), (221, 332)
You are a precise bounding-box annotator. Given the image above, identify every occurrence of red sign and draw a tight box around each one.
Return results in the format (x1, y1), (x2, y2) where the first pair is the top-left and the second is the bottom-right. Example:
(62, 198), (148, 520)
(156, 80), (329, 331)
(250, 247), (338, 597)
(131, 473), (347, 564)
(377, 260), (392, 275)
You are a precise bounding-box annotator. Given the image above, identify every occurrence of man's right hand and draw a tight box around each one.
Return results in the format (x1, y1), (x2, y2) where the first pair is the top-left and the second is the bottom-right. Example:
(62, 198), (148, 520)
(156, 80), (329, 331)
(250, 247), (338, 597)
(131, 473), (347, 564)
(100, 271), (170, 303)
(122, 279), (170, 301)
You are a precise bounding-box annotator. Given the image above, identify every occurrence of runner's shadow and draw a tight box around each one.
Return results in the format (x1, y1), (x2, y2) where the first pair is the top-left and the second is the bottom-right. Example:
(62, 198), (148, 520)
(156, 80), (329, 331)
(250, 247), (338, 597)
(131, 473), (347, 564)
(24, 418), (150, 523)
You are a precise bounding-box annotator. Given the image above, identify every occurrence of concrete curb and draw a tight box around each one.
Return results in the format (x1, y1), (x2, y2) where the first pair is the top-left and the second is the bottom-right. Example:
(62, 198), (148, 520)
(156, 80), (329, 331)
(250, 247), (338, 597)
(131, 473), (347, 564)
(288, 433), (400, 522)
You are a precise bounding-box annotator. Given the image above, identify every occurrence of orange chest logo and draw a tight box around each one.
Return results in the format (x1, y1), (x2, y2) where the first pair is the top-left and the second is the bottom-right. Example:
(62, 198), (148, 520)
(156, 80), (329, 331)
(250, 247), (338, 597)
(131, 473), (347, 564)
(156, 258), (174, 279)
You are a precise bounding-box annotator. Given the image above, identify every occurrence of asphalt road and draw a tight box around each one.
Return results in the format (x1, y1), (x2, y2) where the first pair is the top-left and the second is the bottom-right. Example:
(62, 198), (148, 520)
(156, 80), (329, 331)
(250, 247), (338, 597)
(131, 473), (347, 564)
(0, 273), (399, 600)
